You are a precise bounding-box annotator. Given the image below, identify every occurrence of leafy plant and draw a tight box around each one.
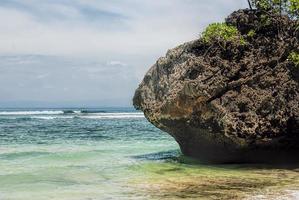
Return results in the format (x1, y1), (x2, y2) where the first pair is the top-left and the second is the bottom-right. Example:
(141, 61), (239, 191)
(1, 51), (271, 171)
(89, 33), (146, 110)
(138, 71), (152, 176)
(260, 14), (272, 26)
(248, 0), (299, 18)
(288, 51), (299, 66)
(201, 23), (246, 45)
(247, 30), (256, 37)
(289, 0), (299, 16)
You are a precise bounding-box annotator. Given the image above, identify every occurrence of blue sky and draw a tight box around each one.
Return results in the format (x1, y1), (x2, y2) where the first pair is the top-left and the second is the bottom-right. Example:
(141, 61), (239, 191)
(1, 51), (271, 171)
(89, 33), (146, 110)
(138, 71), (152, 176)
(0, 0), (248, 107)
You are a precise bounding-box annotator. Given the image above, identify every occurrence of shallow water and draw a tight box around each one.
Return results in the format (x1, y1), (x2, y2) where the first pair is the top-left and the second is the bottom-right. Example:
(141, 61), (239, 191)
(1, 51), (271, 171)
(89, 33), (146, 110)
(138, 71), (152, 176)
(0, 108), (298, 200)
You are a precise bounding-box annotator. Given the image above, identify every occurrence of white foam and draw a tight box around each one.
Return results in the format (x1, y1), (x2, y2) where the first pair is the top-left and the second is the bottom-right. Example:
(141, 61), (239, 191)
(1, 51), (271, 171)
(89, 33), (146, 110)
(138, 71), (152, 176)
(78, 112), (145, 119)
(31, 116), (73, 120)
(0, 110), (145, 119)
(79, 114), (144, 119)
(285, 190), (299, 199)
(0, 111), (64, 115)
(87, 112), (144, 116)
(31, 116), (56, 120)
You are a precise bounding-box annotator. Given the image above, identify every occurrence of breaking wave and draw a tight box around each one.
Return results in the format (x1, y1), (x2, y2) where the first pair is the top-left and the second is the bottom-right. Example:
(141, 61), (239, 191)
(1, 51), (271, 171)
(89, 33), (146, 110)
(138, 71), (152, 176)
(0, 110), (144, 119)
(0, 111), (64, 115)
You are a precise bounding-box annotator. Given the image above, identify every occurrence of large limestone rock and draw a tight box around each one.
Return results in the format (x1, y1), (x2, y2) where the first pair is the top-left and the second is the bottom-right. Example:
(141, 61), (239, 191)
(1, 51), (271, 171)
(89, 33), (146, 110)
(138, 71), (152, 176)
(133, 10), (299, 163)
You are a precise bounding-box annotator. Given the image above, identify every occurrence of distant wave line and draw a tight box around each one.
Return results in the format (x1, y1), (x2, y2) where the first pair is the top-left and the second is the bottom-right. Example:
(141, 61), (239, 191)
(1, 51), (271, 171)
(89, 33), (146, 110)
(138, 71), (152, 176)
(0, 111), (144, 116)
(0, 111), (64, 115)
(31, 115), (145, 120)
(78, 115), (144, 119)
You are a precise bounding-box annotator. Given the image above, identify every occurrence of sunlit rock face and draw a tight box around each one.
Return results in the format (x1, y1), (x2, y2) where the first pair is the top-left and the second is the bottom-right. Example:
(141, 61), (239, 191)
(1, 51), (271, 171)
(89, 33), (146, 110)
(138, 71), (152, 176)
(133, 9), (299, 163)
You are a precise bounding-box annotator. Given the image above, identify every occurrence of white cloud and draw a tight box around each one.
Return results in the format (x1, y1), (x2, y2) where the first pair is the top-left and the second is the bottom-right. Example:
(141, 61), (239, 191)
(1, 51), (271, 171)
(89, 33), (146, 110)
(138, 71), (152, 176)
(0, 0), (248, 57)
(0, 0), (248, 106)
(107, 61), (127, 66)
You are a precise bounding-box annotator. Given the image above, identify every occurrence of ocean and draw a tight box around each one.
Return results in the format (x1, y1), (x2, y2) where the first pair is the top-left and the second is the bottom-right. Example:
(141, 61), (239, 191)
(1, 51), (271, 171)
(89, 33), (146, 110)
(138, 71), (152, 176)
(0, 107), (299, 200)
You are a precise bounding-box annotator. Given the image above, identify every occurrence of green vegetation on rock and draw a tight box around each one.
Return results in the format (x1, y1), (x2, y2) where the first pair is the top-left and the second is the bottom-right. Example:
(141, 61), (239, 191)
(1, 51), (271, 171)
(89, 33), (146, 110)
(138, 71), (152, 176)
(247, 29), (256, 37)
(201, 23), (246, 45)
(260, 14), (272, 26)
(289, 52), (299, 66)
(248, 0), (299, 18)
(290, 0), (299, 16)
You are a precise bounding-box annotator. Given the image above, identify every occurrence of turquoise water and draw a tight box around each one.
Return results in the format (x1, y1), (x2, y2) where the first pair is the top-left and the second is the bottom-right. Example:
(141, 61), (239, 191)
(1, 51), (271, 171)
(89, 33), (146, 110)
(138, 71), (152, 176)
(0, 108), (179, 199)
(0, 108), (299, 200)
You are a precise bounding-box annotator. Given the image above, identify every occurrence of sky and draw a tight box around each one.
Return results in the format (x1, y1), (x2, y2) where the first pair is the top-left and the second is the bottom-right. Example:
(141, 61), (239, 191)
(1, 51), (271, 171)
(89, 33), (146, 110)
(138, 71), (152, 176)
(0, 0), (248, 108)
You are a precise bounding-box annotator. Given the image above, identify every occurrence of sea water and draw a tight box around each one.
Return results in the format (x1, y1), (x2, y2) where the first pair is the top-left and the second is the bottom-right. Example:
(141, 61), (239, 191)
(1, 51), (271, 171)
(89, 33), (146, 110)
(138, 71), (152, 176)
(0, 108), (298, 200)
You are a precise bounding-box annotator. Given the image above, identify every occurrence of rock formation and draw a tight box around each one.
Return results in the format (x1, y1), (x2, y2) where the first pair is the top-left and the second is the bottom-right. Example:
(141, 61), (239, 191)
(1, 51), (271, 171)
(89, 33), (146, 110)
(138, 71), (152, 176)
(133, 9), (299, 163)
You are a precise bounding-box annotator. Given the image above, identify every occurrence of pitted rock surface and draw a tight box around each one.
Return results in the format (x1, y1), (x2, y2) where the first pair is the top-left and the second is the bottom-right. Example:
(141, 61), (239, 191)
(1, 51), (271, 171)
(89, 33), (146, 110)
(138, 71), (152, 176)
(133, 9), (299, 163)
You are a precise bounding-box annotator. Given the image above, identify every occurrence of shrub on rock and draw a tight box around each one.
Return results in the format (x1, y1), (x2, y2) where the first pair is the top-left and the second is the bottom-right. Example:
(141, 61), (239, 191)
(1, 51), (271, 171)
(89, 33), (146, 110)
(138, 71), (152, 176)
(201, 23), (246, 45)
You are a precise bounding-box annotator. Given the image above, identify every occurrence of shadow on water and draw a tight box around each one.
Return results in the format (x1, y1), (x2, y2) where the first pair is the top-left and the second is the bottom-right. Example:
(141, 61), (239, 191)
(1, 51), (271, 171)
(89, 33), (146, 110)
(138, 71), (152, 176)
(131, 150), (180, 161)
(132, 150), (299, 170)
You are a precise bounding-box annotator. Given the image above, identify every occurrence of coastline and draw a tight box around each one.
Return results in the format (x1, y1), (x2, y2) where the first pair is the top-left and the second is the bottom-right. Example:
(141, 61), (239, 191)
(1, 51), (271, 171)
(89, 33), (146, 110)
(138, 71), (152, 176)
(0, 108), (298, 199)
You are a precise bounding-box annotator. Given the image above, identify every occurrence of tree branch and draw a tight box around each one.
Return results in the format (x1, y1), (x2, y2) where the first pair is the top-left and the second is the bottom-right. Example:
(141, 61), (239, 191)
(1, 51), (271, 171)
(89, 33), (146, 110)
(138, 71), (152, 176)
(247, 0), (253, 9)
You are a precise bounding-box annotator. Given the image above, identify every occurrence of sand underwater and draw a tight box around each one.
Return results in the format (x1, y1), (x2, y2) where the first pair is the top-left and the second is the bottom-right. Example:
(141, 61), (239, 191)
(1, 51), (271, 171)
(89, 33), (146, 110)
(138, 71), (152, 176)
(0, 108), (299, 200)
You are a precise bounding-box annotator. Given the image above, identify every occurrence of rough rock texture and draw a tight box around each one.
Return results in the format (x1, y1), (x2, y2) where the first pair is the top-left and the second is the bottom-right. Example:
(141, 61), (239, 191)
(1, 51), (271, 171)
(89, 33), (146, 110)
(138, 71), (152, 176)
(133, 9), (299, 163)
